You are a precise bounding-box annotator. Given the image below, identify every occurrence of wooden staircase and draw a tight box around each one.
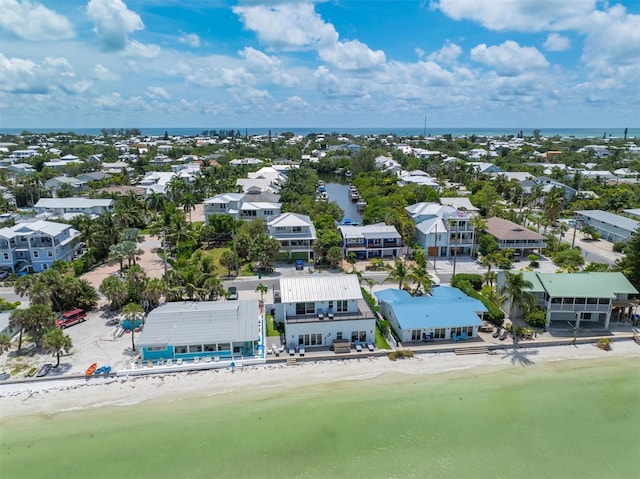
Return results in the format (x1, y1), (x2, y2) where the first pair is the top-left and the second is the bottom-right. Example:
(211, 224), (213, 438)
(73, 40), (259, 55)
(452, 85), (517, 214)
(286, 358), (298, 366)
(454, 346), (489, 355)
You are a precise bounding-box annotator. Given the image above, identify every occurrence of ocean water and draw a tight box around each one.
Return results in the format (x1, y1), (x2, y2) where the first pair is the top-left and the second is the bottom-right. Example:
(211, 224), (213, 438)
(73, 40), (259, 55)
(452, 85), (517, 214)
(1, 127), (638, 139)
(1, 358), (638, 479)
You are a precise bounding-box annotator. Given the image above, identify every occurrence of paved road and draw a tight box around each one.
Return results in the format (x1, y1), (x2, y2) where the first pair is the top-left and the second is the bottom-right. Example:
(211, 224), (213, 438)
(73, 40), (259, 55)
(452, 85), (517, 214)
(0, 287), (23, 303)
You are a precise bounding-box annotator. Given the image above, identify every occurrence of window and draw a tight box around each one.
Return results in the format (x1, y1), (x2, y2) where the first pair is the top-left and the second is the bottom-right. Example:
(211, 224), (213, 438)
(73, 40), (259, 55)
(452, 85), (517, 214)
(204, 344), (216, 352)
(295, 302), (315, 315)
(351, 331), (366, 342)
(147, 346), (165, 352)
(2, 253), (7, 260)
(298, 334), (322, 346)
(411, 330), (422, 341)
(587, 298), (598, 304)
(575, 298), (586, 304)
(336, 332), (343, 340)
(174, 346), (187, 354)
(434, 328), (446, 339)
(47, 251), (53, 257)
(33, 251), (39, 258)
(188, 345), (202, 353)
(217, 343), (230, 351)
(337, 300), (347, 312)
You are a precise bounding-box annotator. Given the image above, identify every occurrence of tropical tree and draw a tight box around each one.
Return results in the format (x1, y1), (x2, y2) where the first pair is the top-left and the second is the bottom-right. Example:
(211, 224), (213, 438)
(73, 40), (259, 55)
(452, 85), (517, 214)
(498, 272), (536, 343)
(220, 250), (238, 276)
(362, 277), (378, 295)
(581, 225), (600, 241)
(122, 302), (145, 352)
(181, 190), (198, 223)
(385, 259), (410, 290)
(43, 328), (73, 368)
(141, 278), (167, 310)
(255, 283), (268, 308)
(326, 246), (343, 268)
(0, 334), (11, 355)
(9, 308), (29, 353)
(543, 187), (564, 225)
(470, 216), (487, 257)
(408, 265), (433, 296)
(100, 276), (129, 310)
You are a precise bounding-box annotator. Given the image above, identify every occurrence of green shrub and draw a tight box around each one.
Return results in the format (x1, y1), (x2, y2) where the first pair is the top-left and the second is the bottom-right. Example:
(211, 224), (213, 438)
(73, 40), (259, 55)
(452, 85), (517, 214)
(451, 274), (483, 291)
(524, 308), (546, 328)
(612, 242), (627, 253)
(596, 338), (611, 351)
(388, 349), (414, 361)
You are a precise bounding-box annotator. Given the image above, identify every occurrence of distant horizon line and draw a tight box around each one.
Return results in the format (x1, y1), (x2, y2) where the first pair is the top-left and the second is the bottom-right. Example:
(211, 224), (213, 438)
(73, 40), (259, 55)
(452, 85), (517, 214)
(2, 126), (637, 130)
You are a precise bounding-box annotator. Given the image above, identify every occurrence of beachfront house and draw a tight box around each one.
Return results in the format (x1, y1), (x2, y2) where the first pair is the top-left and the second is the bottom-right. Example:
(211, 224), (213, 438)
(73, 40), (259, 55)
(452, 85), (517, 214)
(267, 212), (316, 261)
(375, 287), (487, 342)
(497, 272), (638, 329)
(203, 192), (281, 224)
(338, 223), (403, 259)
(273, 275), (376, 350)
(574, 210), (639, 243)
(406, 202), (477, 257)
(34, 198), (115, 220)
(0, 220), (81, 274)
(483, 217), (547, 255)
(136, 300), (264, 363)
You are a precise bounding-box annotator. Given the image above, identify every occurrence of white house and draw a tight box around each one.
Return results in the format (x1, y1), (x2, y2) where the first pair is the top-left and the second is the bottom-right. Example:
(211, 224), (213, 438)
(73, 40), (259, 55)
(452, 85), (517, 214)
(34, 198), (114, 220)
(574, 210), (639, 243)
(274, 274), (376, 350)
(267, 212), (316, 261)
(406, 202), (477, 257)
(0, 220), (81, 274)
(398, 170), (440, 190)
(204, 192), (281, 223)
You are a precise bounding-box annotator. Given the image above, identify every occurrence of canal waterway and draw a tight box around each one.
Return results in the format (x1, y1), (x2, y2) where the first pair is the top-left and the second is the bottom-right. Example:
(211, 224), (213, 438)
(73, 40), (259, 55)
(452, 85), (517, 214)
(320, 174), (362, 224)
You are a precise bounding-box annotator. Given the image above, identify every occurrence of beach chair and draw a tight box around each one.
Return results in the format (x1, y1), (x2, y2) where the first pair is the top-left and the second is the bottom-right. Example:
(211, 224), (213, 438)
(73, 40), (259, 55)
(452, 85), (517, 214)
(327, 307), (334, 319)
(427, 332), (435, 343)
(177, 358), (183, 365)
(288, 345), (295, 356)
(460, 332), (468, 341)
(451, 333), (458, 342)
(299, 345), (305, 357)
(492, 328), (501, 338)
(205, 356), (212, 363)
(366, 341), (375, 351)
(355, 341), (363, 352)
(147, 360), (153, 367)
(317, 308), (324, 319)
(166, 359), (173, 366)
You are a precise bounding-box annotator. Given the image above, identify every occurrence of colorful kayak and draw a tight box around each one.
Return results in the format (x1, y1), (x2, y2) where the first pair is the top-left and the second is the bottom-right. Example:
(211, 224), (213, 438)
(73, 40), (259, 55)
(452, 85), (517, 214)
(27, 367), (37, 377)
(85, 363), (97, 376)
(94, 365), (112, 375)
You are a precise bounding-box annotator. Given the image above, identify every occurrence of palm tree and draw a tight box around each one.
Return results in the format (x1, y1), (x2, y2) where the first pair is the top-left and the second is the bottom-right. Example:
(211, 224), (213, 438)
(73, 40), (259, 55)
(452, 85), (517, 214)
(543, 187), (564, 226)
(141, 278), (167, 310)
(0, 334), (11, 355)
(9, 309), (29, 353)
(121, 302), (145, 352)
(43, 329), (73, 368)
(255, 283), (268, 309)
(385, 259), (410, 290)
(484, 270), (498, 287)
(362, 277), (378, 295)
(181, 190), (198, 223)
(470, 215), (487, 257)
(498, 271), (536, 343)
(100, 276), (129, 310)
(408, 265), (433, 296)
(146, 191), (166, 215)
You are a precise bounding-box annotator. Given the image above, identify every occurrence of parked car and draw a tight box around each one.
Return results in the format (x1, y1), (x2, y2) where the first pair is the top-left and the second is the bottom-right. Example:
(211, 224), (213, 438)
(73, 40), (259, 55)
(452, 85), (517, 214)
(227, 286), (238, 300)
(55, 308), (87, 329)
(295, 259), (304, 270)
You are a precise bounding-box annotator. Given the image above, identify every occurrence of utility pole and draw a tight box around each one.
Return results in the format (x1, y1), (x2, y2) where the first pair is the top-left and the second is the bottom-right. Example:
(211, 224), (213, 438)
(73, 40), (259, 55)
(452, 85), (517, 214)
(433, 223), (438, 270)
(452, 247), (457, 277)
(162, 228), (168, 277)
(232, 226), (239, 275)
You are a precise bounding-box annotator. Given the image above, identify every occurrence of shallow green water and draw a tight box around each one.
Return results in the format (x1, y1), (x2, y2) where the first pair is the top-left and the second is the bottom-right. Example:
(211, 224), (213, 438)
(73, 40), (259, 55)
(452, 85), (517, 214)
(1, 359), (639, 479)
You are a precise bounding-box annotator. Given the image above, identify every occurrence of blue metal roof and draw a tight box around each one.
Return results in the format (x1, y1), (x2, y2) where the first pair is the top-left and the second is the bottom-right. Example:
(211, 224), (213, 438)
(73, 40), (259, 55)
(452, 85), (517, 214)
(375, 287), (487, 330)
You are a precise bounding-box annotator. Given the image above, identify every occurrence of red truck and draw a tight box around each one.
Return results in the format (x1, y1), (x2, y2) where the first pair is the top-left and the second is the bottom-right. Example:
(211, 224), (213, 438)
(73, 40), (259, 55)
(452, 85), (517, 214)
(56, 309), (87, 329)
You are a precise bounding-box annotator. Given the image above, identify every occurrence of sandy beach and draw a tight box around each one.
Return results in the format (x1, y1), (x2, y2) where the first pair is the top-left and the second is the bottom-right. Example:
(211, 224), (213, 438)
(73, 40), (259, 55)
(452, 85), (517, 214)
(2, 340), (639, 421)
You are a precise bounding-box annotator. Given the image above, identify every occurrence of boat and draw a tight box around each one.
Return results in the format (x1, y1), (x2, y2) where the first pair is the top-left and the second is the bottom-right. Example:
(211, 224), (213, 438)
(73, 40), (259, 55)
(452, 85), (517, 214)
(339, 218), (360, 226)
(356, 200), (367, 211)
(94, 365), (112, 375)
(26, 367), (37, 377)
(345, 170), (352, 178)
(85, 362), (97, 376)
(35, 363), (52, 378)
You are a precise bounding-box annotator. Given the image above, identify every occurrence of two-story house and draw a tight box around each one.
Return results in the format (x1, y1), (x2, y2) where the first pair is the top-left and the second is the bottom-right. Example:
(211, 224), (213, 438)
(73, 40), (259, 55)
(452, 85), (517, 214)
(274, 275), (376, 349)
(484, 217), (546, 255)
(0, 220), (81, 274)
(498, 272), (638, 330)
(338, 223), (403, 259)
(203, 192), (281, 224)
(267, 212), (316, 261)
(406, 202), (477, 257)
(574, 210), (639, 243)
(34, 198), (114, 220)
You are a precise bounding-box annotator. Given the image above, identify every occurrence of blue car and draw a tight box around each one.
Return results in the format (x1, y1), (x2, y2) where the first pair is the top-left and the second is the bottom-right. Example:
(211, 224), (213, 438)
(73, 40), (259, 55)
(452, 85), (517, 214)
(295, 259), (304, 270)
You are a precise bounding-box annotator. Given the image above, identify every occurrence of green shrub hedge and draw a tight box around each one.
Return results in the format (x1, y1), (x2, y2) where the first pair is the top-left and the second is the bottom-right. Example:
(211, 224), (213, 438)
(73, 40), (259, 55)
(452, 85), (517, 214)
(451, 273), (483, 291)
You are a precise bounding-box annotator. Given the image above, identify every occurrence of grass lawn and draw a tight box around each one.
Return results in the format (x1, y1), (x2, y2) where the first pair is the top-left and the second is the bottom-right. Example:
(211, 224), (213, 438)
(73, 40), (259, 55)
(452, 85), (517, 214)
(375, 326), (390, 349)
(265, 314), (280, 337)
(198, 247), (234, 277)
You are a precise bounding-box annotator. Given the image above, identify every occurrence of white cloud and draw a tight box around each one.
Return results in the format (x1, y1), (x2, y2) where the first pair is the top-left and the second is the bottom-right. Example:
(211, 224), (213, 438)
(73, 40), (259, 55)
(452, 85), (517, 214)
(319, 40), (386, 70)
(543, 33), (571, 51)
(179, 32), (201, 48)
(122, 40), (161, 59)
(286, 96), (309, 109)
(0, 0), (74, 40)
(87, 0), (144, 51)
(434, 0), (595, 32)
(92, 64), (119, 81)
(239, 47), (299, 86)
(0, 53), (87, 94)
(470, 41), (549, 76)
(427, 40), (462, 64)
(145, 86), (170, 100)
(233, 3), (338, 51)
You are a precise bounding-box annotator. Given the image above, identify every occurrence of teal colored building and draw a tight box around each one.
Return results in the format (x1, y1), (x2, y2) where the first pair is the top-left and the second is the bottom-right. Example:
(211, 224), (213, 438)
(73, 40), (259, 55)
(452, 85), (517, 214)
(137, 300), (262, 362)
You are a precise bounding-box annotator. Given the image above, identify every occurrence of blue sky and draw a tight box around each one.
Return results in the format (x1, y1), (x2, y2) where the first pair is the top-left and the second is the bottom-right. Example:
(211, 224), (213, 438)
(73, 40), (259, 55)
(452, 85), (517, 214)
(0, 0), (639, 129)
